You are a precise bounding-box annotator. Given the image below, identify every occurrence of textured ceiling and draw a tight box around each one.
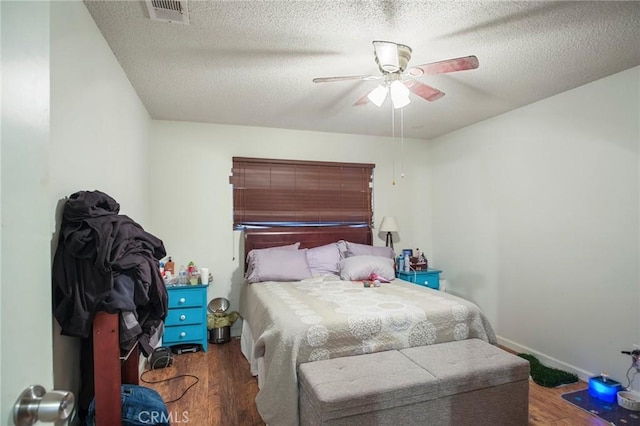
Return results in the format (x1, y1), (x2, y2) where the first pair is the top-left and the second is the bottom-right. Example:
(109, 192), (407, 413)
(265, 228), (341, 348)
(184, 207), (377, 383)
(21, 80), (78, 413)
(83, 1), (640, 140)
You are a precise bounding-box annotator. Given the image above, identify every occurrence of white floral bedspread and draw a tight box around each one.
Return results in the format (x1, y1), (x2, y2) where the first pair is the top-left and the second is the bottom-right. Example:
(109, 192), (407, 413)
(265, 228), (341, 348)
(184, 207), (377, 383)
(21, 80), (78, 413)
(239, 276), (497, 426)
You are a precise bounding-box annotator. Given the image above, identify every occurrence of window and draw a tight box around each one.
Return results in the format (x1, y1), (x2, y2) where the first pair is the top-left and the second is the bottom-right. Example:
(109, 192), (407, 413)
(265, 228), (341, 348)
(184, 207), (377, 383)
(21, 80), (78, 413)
(230, 157), (374, 229)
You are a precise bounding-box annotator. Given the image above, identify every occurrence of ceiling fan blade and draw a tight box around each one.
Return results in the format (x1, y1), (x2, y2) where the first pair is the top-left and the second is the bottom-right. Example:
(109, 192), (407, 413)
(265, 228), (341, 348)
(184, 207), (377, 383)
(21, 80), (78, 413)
(313, 75), (381, 83)
(353, 92), (371, 106)
(404, 80), (445, 102)
(407, 55), (479, 77)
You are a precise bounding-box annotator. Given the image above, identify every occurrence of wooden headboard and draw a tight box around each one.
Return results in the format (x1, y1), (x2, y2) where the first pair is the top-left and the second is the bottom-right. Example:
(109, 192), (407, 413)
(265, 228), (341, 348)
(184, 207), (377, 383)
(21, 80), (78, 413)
(243, 226), (372, 263)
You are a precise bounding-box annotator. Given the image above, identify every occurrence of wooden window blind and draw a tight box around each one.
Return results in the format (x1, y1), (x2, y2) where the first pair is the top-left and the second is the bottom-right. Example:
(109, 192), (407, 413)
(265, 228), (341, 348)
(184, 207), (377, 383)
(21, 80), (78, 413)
(230, 157), (374, 229)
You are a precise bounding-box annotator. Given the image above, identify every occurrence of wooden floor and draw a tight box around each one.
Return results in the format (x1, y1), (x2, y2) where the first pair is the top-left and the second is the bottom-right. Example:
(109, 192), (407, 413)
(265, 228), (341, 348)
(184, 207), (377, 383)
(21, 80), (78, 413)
(142, 338), (608, 425)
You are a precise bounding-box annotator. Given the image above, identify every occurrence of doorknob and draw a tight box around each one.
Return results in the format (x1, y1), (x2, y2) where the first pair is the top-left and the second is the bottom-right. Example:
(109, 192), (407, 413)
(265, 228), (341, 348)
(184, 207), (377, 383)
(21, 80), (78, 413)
(13, 385), (75, 426)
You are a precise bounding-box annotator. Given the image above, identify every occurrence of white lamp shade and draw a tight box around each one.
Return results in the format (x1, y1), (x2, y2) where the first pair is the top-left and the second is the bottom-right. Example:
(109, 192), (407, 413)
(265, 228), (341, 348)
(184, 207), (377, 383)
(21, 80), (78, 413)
(379, 216), (399, 233)
(391, 94), (411, 109)
(374, 41), (400, 72)
(367, 85), (389, 107)
(390, 80), (411, 109)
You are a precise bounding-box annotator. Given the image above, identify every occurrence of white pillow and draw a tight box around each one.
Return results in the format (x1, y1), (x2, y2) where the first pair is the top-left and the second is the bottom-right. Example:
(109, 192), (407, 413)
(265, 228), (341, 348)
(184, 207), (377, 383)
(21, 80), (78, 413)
(338, 255), (395, 281)
(344, 241), (395, 259)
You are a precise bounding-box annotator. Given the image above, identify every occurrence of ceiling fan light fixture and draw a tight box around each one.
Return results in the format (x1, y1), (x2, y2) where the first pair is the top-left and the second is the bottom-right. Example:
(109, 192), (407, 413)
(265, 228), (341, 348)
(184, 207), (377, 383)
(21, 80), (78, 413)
(396, 44), (412, 72)
(392, 94), (411, 109)
(373, 41), (413, 73)
(367, 84), (389, 107)
(373, 41), (400, 73)
(390, 80), (410, 109)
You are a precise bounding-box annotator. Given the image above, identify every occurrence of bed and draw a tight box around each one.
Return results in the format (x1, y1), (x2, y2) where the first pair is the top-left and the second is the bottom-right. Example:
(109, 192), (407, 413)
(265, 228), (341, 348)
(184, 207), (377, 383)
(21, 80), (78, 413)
(239, 226), (497, 426)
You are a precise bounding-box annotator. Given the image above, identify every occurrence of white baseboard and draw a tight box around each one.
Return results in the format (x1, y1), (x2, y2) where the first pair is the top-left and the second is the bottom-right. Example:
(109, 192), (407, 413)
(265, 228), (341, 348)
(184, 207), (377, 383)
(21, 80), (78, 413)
(497, 335), (594, 382)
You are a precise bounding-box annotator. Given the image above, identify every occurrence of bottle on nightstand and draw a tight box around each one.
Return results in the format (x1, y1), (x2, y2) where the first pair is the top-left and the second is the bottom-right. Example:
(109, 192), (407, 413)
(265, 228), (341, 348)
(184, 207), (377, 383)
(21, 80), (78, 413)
(178, 265), (187, 285)
(165, 257), (175, 275)
(420, 252), (428, 269)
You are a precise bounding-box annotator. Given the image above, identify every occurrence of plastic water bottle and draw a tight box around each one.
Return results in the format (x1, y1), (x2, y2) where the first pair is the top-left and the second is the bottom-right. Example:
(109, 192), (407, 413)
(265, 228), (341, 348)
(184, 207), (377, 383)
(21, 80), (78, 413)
(178, 265), (188, 285)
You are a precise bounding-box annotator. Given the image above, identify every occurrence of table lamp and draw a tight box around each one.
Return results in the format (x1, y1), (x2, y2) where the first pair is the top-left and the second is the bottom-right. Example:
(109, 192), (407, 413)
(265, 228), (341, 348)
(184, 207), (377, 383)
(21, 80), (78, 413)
(379, 216), (399, 250)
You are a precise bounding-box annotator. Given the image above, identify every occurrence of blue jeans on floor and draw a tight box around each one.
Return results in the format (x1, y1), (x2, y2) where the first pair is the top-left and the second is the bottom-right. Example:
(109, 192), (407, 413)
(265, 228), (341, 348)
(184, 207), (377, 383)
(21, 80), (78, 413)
(86, 384), (169, 426)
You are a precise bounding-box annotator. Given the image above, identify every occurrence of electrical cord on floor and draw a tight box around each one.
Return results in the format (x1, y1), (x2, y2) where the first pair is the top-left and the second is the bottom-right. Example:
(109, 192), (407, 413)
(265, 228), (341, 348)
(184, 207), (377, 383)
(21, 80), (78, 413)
(140, 370), (200, 404)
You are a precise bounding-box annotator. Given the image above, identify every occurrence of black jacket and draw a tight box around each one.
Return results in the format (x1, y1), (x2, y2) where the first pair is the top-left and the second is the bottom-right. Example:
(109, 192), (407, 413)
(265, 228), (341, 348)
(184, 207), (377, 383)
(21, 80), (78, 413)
(53, 190), (167, 339)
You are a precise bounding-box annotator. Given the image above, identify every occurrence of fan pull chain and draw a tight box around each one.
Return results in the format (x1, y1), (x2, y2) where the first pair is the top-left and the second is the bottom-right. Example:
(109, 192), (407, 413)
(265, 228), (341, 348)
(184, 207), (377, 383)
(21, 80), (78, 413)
(391, 105), (396, 185)
(400, 107), (405, 179)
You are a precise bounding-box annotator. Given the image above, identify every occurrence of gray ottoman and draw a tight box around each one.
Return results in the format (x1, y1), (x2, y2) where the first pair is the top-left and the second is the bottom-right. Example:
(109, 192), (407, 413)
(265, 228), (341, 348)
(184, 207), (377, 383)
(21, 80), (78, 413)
(298, 339), (529, 426)
(401, 339), (530, 426)
(299, 350), (440, 425)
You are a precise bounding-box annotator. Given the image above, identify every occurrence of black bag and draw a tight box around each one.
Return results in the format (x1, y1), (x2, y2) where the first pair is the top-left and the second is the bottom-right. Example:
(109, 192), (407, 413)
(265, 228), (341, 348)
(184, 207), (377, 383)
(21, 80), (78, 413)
(149, 347), (173, 369)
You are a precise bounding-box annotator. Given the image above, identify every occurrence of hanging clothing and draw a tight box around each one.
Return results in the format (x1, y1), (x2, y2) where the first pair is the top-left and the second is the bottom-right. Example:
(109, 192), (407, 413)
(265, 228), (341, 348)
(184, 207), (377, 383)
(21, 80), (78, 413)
(53, 190), (168, 344)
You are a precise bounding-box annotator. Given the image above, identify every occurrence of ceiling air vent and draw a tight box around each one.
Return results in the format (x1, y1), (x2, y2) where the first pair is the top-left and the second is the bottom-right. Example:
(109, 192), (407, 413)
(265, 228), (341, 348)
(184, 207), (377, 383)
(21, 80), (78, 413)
(145, 0), (189, 24)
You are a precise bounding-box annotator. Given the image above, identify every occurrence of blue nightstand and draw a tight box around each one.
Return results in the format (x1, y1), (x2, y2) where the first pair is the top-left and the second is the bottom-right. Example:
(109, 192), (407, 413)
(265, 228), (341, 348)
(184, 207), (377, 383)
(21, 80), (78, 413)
(164, 284), (209, 352)
(397, 269), (442, 290)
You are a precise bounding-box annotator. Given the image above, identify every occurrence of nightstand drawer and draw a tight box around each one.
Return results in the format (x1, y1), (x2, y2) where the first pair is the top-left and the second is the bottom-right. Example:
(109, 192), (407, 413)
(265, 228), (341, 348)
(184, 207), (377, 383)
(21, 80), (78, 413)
(397, 269), (442, 290)
(165, 307), (203, 327)
(163, 324), (205, 343)
(168, 288), (205, 308)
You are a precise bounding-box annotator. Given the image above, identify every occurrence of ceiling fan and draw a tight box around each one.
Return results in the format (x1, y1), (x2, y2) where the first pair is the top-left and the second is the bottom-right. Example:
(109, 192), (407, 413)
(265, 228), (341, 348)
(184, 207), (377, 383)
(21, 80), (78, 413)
(313, 41), (479, 109)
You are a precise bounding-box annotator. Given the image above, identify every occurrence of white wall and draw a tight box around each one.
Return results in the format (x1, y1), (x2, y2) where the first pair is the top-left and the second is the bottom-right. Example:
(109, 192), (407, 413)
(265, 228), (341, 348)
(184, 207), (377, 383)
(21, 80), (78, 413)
(51, 1), (151, 221)
(149, 121), (430, 334)
(50, 0), (152, 406)
(429, 67), (640, 389)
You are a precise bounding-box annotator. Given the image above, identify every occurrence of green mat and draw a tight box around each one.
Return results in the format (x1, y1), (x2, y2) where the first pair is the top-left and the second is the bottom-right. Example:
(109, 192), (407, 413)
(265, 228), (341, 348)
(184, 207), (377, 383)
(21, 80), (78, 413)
(517, 353), (579, 387)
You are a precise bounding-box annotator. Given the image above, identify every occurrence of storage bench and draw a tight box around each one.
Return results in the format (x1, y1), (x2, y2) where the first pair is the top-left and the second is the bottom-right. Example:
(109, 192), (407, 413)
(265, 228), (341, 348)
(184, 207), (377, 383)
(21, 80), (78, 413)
(298, 339), (530, 426)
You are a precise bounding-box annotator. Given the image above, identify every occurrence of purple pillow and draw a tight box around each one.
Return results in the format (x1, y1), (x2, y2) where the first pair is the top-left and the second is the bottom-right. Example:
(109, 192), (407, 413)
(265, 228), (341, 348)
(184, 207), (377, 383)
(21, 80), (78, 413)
(306, 243), (341, 276)
(338, 255), (395, 281)
(345, 241), (394, 259)
(246, 242), (299, 262)
(246, 243), (299, 277)
(246, 248), (312, 283)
